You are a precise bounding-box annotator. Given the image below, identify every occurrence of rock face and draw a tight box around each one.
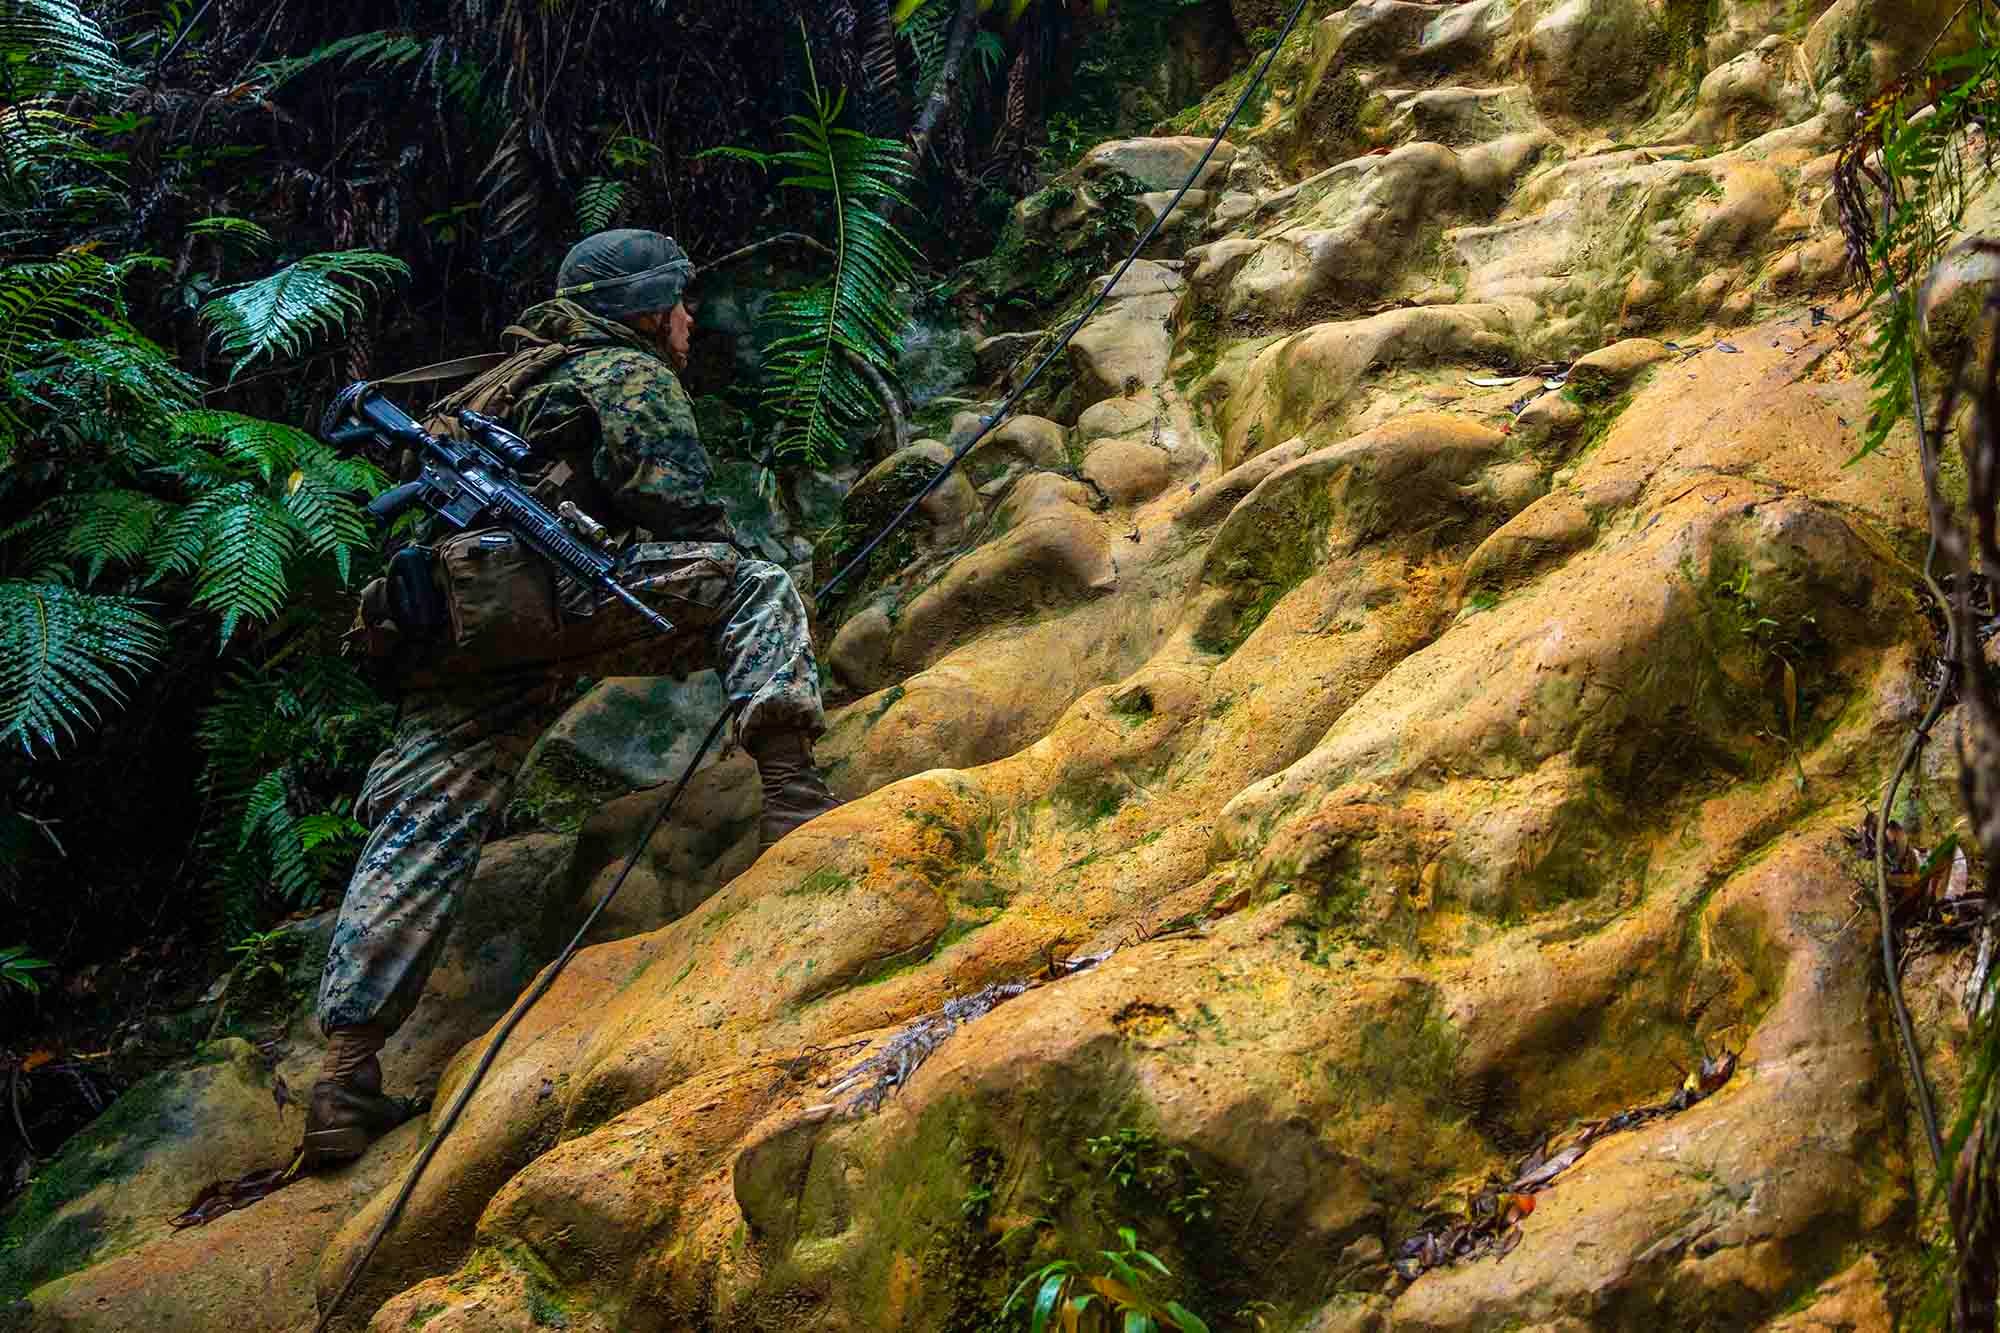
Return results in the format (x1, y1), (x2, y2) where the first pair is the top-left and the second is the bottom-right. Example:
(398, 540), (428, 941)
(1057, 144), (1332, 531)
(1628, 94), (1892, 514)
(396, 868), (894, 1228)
(11, 4), (1975, 1331)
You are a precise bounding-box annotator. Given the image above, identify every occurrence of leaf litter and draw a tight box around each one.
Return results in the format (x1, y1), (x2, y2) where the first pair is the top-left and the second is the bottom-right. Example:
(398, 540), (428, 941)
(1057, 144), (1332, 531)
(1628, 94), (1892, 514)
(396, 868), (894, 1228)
(1392, 1047), (1739, 1281)
(809, 947), (1111, 1118)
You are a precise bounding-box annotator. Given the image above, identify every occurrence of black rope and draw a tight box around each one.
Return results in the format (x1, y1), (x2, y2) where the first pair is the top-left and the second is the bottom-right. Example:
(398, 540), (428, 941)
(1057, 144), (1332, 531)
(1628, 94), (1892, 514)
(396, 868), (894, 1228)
(313, 1), (1315, 1324)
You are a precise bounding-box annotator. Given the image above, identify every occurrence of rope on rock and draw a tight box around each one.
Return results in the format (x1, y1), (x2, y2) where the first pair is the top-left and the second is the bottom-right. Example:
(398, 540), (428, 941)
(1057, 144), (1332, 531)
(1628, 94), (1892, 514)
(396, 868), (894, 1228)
(312, 0), (1315, 1324)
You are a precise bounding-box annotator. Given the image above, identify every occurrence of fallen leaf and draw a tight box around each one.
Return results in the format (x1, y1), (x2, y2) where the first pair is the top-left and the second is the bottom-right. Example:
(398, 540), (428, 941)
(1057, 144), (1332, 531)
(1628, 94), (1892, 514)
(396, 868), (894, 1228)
(1781, 658), (1798, 736)
(1511, 1142), (1587, 1191)
(21, 1049), (55, 1073)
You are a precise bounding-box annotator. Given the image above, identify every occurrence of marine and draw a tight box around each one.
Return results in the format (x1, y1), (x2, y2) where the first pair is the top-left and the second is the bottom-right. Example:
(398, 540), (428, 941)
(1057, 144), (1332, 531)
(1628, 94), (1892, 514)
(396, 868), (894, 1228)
(302, 229), (843, 1167)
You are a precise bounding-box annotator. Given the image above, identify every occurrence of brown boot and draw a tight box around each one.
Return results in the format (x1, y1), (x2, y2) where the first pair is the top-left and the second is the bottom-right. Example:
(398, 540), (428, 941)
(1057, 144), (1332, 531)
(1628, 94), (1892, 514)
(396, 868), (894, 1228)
(300, 1026), (423, 1169)
(747, 728), (843, 851)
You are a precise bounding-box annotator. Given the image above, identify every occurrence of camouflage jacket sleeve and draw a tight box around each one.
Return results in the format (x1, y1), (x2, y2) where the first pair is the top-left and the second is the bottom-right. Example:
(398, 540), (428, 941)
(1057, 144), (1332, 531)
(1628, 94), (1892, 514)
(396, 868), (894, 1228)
(520, 346), (733, 542)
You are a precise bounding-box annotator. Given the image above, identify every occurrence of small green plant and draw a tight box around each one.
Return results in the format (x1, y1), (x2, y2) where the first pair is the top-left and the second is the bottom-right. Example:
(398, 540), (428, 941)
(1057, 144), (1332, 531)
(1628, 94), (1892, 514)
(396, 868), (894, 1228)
(1002, 1227), (1210, 1333)
(227, 927), (297, 987)
(1084, 1128), (1214, 1226)
(205, 926), (301, 1039)
(0, 945), (53, 995)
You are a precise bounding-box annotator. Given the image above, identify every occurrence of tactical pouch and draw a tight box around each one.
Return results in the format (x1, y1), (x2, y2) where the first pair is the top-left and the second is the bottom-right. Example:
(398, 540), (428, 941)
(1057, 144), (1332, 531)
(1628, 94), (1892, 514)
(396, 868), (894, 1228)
(432, 528), (561, 666)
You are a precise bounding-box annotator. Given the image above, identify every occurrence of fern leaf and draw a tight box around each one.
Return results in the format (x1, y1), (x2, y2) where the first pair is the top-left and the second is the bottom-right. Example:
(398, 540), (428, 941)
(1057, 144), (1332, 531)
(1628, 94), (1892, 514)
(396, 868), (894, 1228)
(0, 580), (164, 754)
(258, 29), (429, 90)
(172, 409), (315, 479)
(188, 215), (275, 255)
(0, 253), (122, 380)
(759, 58), (918, 465)
(57, 489), (168, 581)
(197, 250), (409, 376)
(237, 770), (316, 902)
(574, 177), (626, 236)
(0, 0), (136, 97)
(191, 493), (297, 644)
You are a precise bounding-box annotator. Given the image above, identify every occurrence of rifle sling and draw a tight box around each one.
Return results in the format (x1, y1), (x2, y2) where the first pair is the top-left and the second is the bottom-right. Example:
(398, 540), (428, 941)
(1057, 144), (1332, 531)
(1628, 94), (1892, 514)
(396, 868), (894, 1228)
(368, 352), (513, 388)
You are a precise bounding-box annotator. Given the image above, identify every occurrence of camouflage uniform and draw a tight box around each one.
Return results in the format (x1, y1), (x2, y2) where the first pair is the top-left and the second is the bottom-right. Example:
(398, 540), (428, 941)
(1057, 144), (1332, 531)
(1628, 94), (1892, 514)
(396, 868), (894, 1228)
(317, 298), (825, 1036)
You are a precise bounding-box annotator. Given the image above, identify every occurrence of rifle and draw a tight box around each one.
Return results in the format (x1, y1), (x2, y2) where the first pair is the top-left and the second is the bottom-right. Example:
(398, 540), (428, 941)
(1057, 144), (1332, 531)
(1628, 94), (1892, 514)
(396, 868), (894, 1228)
(321, 381), (674, 636)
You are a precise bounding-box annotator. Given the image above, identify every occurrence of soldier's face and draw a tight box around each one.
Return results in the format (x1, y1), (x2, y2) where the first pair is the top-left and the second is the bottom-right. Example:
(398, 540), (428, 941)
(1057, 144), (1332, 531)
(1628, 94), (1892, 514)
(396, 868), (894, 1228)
(666, 301), (694, 371)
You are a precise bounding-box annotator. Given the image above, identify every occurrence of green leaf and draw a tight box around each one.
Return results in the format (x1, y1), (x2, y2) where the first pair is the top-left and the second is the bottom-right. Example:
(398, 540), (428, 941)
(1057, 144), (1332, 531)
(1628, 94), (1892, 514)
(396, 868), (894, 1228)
(0, 580), (164, 755)
(0, 0), (136, 97)
(750, 41), (917, 467)
(1164, 1302), (1209, 1333)
(1, 944), (54, 994)
(188, 215), (275, 255)
(198, 250), (409, 375)
(574, 177), (626, 236)
(1030, 1274), (1067, 1333)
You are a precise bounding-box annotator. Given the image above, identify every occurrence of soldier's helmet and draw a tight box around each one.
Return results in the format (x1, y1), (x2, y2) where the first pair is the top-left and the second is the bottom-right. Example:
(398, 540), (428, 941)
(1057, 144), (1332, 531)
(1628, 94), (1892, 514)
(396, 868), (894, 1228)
(554, 229), (695, 321)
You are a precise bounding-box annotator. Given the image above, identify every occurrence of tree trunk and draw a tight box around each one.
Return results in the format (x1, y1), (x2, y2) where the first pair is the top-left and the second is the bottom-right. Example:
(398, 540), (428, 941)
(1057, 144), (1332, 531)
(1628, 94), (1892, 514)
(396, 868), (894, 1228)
(903, 0), (979, 181)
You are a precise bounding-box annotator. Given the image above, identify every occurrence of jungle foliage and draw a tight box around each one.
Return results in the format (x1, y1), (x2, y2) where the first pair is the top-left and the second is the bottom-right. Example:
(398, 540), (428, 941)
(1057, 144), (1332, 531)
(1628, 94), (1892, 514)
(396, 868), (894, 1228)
(0, 0), (1222, 1041)
(1832, 4), (2000, 1324)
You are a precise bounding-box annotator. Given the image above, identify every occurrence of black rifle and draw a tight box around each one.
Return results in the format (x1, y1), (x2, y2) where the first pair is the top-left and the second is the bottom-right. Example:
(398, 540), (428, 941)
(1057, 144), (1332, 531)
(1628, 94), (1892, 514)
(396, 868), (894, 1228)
(321, 381), (674, 636)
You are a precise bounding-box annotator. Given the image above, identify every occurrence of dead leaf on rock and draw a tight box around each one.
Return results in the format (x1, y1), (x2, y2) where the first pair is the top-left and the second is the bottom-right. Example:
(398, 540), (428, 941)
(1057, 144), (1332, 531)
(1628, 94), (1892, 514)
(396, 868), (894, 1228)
(169, 1163), (301, 1229)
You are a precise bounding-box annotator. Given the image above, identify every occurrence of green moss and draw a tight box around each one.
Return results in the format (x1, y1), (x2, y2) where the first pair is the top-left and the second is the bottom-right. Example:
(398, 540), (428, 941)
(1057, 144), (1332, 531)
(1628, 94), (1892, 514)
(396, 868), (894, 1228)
(787, 865), (855, 898)
(1325, 987), (1465, 1130)
(1193, 480), (1335, 654)
(1108, 687), (1155, 727)
(1053, 774), (1127, 827)
(0, 1057), (246, 1301)
(406, 1302), (449, 1329)
(505, 742), (626, 836)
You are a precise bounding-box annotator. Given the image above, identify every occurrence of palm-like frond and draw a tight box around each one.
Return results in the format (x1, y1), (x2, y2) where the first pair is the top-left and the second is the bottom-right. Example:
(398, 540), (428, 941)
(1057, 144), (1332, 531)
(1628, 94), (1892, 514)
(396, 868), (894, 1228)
(198, 658), (387, 913)
(0, 580), (164, 754)
(149, 412), (384, 633)
(761, 65), (919, 464)
(237, 770), (315, 902)
(197, 250), (410, 377)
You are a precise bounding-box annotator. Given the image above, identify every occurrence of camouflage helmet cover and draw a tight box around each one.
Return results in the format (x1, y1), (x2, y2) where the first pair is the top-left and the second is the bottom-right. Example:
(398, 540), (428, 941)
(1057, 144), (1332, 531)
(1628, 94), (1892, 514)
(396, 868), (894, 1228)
(554, 229), (695, 320)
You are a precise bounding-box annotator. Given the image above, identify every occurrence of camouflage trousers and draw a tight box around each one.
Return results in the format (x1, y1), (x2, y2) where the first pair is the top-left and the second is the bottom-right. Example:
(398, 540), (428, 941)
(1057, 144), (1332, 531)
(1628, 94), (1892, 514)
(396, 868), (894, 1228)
(316, 542), (823, 1036)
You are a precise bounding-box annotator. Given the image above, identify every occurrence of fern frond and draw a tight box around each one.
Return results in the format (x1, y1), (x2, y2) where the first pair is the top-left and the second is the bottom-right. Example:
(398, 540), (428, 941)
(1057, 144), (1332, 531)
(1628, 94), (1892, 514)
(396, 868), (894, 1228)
(257, 29), (431, 90)
(56, 489), (168, 581)
(0, 252), (122, 377)
(172, 408), (315, 479)
(0, 0), (136, 97)
(760, 59), (918, 465)
(237, 770), (316, 902)
(197, 250), (409, 376)
(574, 177), (626, 236)
(188, 215), (275, 255)
(191, 491), (297, 644)
(166, 414), (383, 582)
(10, 331), (199, 434)
(0, 580), (163, 755)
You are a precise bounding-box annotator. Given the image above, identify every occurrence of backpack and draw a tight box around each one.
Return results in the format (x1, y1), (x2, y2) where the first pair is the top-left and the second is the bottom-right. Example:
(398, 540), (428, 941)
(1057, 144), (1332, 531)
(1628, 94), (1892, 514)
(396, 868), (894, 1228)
(345, 330), (588, 675)
(368, 326), (586, 482)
